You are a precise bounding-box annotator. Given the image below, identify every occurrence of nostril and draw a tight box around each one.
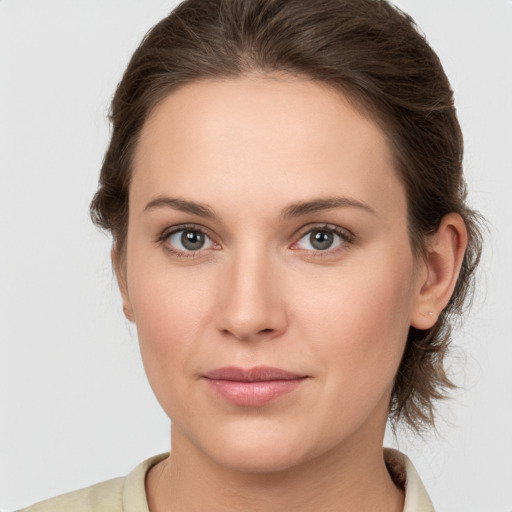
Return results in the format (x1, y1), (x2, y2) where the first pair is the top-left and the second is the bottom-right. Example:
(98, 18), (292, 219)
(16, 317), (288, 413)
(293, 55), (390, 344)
(258, 328), (274, 334)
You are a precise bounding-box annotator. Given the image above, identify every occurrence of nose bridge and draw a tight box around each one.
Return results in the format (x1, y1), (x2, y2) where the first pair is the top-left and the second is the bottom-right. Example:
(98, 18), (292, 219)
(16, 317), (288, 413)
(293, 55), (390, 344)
(216, 241), (286, 341)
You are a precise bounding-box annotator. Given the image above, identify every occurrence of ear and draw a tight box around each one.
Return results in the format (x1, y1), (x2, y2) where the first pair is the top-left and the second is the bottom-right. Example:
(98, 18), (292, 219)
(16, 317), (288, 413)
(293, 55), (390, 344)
(411, 213), (468, 330)
(111, 246), (135, 323)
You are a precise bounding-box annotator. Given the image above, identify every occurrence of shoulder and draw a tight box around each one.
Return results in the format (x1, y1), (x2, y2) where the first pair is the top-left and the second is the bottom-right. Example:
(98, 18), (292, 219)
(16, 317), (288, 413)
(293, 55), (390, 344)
(18, 477), (125, 512)
(17, 453), (169, 512)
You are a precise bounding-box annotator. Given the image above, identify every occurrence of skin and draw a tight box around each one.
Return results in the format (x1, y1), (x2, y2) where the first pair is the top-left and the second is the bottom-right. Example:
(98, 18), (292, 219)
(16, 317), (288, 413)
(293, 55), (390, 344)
(115, 76), (467, 512)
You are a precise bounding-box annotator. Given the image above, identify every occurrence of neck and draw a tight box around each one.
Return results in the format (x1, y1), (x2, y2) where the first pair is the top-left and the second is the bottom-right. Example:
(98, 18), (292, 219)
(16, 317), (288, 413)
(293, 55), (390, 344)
(146, 428), (404, 512)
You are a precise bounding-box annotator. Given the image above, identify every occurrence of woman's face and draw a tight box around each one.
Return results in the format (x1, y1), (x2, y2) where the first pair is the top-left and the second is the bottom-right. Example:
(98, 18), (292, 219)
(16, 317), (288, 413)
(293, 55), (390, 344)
(120, 76), (426, 472)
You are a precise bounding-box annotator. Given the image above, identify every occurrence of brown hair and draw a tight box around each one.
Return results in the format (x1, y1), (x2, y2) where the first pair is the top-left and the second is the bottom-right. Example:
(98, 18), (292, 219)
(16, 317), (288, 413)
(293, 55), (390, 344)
(90, 0), (483, 432)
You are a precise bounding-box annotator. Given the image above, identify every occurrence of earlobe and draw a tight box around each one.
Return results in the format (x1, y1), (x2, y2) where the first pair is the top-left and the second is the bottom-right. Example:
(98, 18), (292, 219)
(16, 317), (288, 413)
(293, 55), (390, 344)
(410, 213), (468, 330)
(111, 246), (134, 323)
(122, 305), (134, 322)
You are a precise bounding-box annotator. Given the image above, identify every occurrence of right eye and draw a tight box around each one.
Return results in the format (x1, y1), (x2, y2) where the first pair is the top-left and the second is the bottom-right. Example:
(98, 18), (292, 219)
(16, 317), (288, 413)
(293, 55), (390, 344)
(165, 228), (216, 254)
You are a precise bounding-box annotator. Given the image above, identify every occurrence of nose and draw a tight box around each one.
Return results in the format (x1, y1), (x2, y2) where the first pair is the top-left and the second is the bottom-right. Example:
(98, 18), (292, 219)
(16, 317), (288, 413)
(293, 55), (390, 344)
(215, 249), (288, 342)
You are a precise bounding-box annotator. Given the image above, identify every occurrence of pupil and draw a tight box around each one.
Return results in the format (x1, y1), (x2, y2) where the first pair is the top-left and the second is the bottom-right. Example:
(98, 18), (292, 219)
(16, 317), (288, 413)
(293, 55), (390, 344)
(182, 230), (204, 250)
(310, 230), (333, 250)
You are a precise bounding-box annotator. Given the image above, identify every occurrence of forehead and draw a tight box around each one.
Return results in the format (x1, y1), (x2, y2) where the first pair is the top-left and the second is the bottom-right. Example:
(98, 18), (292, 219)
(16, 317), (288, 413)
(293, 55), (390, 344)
(131, 76), (405, 220)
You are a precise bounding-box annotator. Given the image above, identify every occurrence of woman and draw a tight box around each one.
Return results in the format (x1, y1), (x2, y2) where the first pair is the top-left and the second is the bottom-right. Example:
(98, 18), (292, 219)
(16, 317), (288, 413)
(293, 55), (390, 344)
(20, 0), (482, 510)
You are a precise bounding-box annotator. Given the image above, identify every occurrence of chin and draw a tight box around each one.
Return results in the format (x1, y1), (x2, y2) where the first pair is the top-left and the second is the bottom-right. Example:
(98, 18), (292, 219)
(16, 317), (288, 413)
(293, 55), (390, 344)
(186, 415), (339, 475)
(209, 441), (310, 474)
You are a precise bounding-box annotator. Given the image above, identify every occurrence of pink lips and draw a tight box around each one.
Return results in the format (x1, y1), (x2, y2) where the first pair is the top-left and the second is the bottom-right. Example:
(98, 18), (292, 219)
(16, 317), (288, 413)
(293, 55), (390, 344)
(203, 366), (307, 406)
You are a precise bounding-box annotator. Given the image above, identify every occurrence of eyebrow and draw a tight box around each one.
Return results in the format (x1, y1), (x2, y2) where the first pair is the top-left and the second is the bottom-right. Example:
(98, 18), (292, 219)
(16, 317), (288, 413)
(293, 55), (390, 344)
(144, 196), (216, 218)
(281, 197), (376, 218)
(143, 195), (375, 219)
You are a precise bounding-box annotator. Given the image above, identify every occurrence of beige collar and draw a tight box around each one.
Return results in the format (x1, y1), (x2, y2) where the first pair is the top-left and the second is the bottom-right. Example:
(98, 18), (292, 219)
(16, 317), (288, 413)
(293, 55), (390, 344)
(385, 448), (435, 512)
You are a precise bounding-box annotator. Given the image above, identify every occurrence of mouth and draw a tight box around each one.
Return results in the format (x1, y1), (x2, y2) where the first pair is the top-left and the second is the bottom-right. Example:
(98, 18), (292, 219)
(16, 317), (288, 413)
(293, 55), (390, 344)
(202, 366), (308, 406)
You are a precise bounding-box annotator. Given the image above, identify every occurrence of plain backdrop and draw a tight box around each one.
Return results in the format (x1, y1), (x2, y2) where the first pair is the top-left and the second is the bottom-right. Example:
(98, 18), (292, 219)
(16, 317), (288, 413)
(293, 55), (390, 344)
(1, 1), (511, 511)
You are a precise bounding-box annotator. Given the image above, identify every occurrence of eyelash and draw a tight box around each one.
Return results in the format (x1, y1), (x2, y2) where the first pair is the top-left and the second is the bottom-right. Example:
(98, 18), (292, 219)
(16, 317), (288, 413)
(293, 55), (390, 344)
(157, 224), (218, 259)
(291, 224), (355, 256)
(157, 223), (355, 259)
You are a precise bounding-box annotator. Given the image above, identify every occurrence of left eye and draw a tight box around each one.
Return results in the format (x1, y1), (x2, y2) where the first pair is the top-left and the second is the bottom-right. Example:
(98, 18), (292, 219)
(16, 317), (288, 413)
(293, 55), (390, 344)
(166, 229), (215, 252)
(295, 228), (345, 251)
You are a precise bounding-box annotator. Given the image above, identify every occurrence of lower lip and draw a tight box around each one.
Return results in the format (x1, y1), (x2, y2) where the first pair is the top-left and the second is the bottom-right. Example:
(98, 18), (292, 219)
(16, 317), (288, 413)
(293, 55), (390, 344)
(204, 378), (305, 406)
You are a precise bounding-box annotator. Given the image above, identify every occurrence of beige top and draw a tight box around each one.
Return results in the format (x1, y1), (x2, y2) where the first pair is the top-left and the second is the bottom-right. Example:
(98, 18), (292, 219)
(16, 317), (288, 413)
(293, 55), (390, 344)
(20, 449), (434, 512)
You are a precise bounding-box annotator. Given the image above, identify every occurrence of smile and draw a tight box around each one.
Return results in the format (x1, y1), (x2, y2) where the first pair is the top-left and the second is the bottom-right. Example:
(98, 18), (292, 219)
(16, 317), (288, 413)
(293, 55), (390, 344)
(202, 366), (308, 406)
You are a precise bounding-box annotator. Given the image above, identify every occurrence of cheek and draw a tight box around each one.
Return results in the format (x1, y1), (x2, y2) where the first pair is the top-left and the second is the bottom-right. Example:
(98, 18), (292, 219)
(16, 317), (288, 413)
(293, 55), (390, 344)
(125, 251), (215, 395)
(294, 248), (415, 393)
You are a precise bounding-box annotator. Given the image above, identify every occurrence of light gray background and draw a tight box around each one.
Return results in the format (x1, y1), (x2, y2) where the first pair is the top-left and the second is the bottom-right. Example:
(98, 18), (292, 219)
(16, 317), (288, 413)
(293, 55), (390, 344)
(1, 1), (511, 511)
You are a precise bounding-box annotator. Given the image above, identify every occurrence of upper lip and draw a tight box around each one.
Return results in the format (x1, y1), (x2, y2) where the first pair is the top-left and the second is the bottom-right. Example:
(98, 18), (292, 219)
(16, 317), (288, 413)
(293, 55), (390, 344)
(203, 366), (306, 382)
